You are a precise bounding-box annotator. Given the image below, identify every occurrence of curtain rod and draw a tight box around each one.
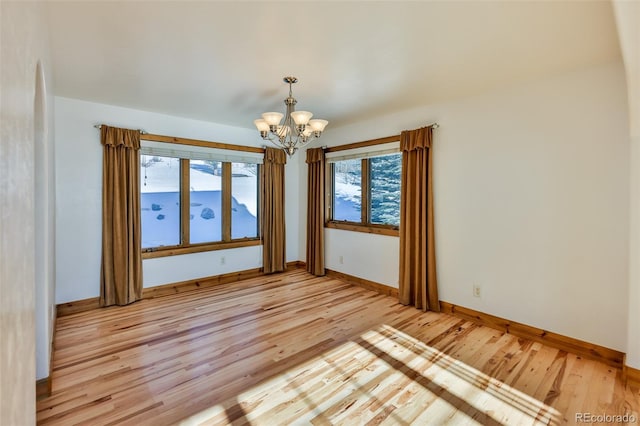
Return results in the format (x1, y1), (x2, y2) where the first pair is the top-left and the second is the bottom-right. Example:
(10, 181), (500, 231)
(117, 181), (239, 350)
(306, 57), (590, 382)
(322, 123), (440, 152)
(94, 124), (148, 134)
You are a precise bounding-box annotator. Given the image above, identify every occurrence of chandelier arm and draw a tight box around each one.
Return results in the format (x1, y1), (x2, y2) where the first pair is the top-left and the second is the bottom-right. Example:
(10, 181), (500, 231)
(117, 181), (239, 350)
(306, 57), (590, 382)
(264, 135), (300, 152)
(267, 125), (321, 152)
(265, 133), (294, 150)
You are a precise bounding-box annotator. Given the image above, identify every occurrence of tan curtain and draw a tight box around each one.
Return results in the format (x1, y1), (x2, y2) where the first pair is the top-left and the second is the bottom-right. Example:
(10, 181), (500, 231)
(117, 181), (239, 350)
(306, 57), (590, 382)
(399, 126), (439, 312)
(262, 147), (287, 273)
(306, 148), (325, 276)
(100, 125), (142, 306)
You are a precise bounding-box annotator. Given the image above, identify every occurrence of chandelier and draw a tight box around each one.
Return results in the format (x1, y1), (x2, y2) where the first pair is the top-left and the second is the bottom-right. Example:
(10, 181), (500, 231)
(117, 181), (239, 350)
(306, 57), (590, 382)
(254, 76), (329, 156)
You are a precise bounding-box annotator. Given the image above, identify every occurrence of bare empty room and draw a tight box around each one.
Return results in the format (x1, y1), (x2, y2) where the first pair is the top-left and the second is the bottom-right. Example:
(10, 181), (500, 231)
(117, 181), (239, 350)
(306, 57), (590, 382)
(1, 1), (640, 425)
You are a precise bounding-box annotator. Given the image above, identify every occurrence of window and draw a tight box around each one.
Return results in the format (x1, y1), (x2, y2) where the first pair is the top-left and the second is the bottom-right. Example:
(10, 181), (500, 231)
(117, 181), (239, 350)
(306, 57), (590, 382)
(369, 154), (401, 227)
(327, 150), (401, 235)
(231, 162), (259, 239)
(332, 159), (362, 222)
(141, 156), (181, 248)
(189, 160), (222, 244)
(140, 143), (261, 256)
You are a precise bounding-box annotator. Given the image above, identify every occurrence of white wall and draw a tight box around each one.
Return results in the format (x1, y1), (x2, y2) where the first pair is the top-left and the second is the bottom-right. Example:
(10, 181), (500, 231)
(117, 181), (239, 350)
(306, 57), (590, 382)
(55, 97), (299, 303)
(143, 246), (262, 287)
(306, 62), (629, 351)
(34, 60), (57, 381)
(326, 230), (399, 286)
(1, 0), (54, 423)
(613, 0), (640, 369)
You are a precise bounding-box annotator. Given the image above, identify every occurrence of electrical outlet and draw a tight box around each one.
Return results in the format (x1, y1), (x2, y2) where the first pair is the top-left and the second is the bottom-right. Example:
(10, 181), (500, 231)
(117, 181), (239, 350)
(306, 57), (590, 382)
(473, 284), (481, 298)
(339, 255), (344, 264)
(220, 256), (226, 265)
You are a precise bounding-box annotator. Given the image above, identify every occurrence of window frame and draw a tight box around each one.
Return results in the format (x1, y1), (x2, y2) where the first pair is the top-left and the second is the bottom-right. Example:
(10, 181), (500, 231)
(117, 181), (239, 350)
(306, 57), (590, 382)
(140, 134), (263, 259)
(324, 136), (401, 237)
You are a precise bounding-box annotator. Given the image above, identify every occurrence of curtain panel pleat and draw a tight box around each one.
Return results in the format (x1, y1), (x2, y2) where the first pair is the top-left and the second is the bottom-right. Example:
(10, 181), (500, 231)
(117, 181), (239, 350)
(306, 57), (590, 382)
(306, 148), (325, 276)
(262, 147), (287, 273)
(399, 126), (440, 312)
(100, 125), (143, 307)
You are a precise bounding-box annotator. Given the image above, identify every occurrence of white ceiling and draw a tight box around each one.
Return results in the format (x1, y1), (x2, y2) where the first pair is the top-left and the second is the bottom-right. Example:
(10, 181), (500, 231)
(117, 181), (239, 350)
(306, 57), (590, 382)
(46, 1), (621, 130)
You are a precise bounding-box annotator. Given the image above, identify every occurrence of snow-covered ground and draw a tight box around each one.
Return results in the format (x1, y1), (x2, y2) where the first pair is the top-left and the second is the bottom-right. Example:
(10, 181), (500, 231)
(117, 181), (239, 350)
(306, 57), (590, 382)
(333, 168), (362, 221)
(141, 157), (257, 216)
(140, 157), (259, 247)
(334, 173), (361, 204)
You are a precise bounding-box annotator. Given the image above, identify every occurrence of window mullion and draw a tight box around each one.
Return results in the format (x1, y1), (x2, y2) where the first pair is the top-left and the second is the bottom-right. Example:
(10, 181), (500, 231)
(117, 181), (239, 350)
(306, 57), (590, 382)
(257, 164), (263, 239)
(222, 162), (232, 242)
(361, 158), (370, 225)
(180, 158), (190, 247)
(326, 163), (334, 222)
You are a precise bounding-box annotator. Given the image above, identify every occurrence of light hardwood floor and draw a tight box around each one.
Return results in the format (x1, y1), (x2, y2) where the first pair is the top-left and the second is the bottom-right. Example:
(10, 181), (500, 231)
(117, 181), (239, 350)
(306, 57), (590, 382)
(37, 269), (639, 425)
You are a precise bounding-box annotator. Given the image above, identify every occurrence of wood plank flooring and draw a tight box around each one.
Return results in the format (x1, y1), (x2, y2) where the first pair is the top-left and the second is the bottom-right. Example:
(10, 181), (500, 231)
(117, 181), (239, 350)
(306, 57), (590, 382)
(37, 269), (640, 425)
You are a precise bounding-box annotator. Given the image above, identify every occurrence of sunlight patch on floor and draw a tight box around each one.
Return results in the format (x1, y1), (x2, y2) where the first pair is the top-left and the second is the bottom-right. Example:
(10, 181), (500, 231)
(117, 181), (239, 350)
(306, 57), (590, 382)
(179, 324), (561, 425)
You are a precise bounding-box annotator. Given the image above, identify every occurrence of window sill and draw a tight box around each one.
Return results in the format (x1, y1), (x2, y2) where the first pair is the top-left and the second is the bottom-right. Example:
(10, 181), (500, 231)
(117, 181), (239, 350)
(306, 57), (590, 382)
(325, 221), (399, 237)
(142, 239), (261, 259)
